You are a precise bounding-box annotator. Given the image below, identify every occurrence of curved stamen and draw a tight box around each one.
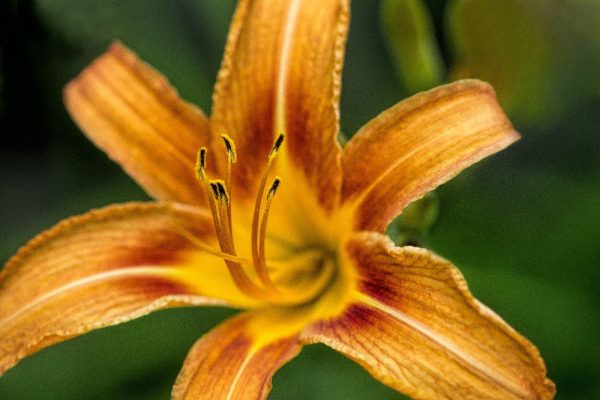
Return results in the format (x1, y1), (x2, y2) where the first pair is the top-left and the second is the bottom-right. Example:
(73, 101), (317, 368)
(195, 148), (220, 233)
(220, 134), (236, 230)
(191, 134), (301, 302)
(211, 182), (264, 298)
(214, 180), (235, 252)
(195, 149), (265, 298)
(251, 133), (285, 278)
(255, 177), (281, 289)
(197, 147), (207, 173)
(270, 133), (285, 159)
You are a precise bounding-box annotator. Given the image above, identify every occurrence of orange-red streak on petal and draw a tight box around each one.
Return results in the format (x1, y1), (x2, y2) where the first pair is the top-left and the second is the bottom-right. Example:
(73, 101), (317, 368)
(211, 0), (348, 209)
(0, 202), (223, 375)
(303, 232), (555, 399)
(277, 0), (348, 210)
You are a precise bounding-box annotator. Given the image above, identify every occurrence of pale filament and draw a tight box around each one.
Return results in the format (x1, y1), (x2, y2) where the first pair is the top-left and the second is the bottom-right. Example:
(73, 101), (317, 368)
(167, 220), (252, 265)
(194, 134), (285, 300)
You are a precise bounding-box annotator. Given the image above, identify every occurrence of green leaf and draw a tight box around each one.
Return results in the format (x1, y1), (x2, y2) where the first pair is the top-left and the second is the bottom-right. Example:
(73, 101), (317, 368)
(380, 0), (445, 94)
(446, 0), (600, 127)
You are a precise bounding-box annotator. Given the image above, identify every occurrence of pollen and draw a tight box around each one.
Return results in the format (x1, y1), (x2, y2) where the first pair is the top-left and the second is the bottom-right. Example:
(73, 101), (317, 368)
(209, 181), (220, 200)
(269, 133), (285, 159)
(267, 176), (281, 199)
(221, 134), (237, 163)
(195, 147), (207, 181)
(214, 180), (229, 205)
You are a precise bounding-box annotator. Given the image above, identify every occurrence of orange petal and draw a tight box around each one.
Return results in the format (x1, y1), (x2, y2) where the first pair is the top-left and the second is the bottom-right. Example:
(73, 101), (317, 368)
(342, 80), (519, 231)
(211, 0), (348, 209)
(303, 232), (555, 399)
(172, 311), (301, 400)
(0, 202), (233, 375)
(64, 42), (211, 206)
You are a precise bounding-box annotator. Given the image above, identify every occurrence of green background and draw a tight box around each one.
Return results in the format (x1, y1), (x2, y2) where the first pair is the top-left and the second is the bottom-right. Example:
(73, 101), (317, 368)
(1, 0), (598, 399)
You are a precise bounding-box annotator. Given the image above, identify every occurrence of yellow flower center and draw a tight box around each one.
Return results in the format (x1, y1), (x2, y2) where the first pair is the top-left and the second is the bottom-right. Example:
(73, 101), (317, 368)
(192, 134), (336, 306)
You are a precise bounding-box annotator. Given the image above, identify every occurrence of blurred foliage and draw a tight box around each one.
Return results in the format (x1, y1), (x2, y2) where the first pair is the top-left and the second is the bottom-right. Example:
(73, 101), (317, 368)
(447, 0), (600, 127)
(1, 0), (599, 399)
(380, 0), (444, 93)
(35, 0), (237, 109)
(382, 0), (600, 127)
(391, 192), (440, 247)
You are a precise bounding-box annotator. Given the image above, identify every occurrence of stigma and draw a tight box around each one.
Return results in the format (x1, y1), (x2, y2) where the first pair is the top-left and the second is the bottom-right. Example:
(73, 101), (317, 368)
(194, 134), (285, 300)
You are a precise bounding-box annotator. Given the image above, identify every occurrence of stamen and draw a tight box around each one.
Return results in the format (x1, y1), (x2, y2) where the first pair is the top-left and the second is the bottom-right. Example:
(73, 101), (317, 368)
(221, 135), (236, 236)
(194, 147), (266, 300)
(207, 179), (265, 298)
(209, 181), (221, 201)
(209, 180), (227, 236)
(221, 134), (237, 163)
(213, 179), (235, 249)
(196, 149), (224, 249)
(251, 134), (285, 288)
(215, 180), (229, 206)
(191, 135), (296, 301)
(256, 177), (281, 288)
(195, 147), (207, 181)
(269, 133), (285, 159)
(267, 176), (281, 199)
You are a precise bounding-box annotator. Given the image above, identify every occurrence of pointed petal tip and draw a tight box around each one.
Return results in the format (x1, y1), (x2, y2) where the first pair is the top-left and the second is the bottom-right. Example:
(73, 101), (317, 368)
(62, 41), (212, 205)
(0, 202), (235, 377)
(306, 232), (555, 399)
(63, 40), (128, 93)
(107, 40), (127, 54)
(449, 79), (522, 140)
(342, 78), (522, 231)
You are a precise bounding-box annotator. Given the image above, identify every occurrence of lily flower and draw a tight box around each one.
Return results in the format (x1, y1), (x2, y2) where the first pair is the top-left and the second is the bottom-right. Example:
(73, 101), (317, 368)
(0, 0), (555, 399)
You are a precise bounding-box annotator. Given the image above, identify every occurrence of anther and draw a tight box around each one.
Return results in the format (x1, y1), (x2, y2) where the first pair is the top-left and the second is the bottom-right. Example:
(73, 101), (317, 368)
(192, 149), (268, 300)
(195, 147), (208, 181)
(199, 147), (207, 169)
(209, 181), (220, 200)
(267, 176), (281, 200)
(192, 134), (291, 301)
(215, 180), (230, 206)
(221, 134), (237, 163)
(221, 136), (235, 226)
(269, 133), (285, 159)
